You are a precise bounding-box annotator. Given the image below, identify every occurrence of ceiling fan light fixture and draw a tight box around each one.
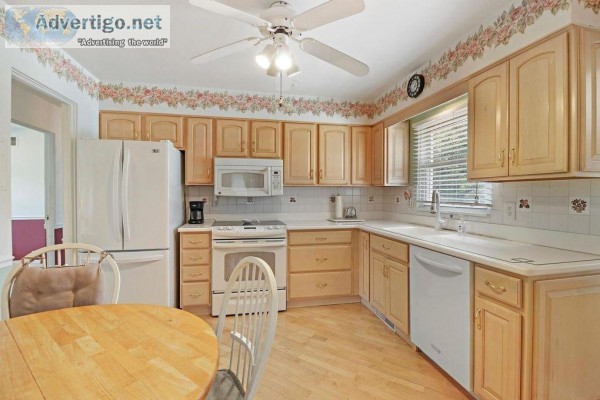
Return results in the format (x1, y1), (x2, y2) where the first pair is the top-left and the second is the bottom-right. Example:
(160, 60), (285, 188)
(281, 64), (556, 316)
(255, 44), (276, 69)
(274, 45), (293, 71)
(286, 61), (300, 77)
(266, 62), (280, 77)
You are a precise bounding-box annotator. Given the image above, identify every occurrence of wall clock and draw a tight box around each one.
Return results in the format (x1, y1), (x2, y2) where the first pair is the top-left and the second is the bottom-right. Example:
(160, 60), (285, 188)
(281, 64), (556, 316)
(407, 74), (425, 98)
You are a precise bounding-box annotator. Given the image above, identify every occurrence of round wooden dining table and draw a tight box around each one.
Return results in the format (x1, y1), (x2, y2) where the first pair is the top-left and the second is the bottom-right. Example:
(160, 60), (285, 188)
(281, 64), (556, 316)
(1, 304), (219, 400)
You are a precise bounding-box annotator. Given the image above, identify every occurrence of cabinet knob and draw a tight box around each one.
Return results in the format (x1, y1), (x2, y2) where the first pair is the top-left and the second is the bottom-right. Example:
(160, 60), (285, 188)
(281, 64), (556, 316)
(315, 257), (328, 262)
(510, 147), (516, 166)
(319, 169), (324, 180)
(315, 237), (328, 241)
(382, 244), (390, 250)
(475, 308), (482, 330)
(189, 292), (203, 298)
(252, 141), (256, 152)
(310, 169), (314, 179)
(315, 283), (328, 288)
(189, 256), (203, 261)
(188, 240), (203, 244)
(498, 148), (505, 167)
(485, 280), (506, 293)
(189, 272), (203, 277)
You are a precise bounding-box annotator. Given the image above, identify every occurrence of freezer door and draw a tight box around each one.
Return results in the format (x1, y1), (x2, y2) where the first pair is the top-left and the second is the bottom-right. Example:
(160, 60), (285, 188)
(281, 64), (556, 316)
(101, 250), (175, 307)
(77, 140), (123, 251)
(122, 141), (170, 250)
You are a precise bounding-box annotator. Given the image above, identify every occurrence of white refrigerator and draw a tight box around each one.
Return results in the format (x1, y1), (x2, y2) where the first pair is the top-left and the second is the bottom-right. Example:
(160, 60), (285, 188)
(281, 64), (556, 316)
(76, 139), (184, 307)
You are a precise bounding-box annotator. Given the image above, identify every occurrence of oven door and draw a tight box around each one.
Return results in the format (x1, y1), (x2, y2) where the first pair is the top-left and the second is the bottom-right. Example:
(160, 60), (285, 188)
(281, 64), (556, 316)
(215, 166), (271, 197)
(211, 239), (287, 292)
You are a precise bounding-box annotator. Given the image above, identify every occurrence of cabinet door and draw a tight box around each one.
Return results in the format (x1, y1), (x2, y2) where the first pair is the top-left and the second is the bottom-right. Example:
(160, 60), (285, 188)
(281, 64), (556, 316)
(369, 252), (386, 314)
(215, 119), (249, 157)
(358, 232), (370, 300)
(100, 112), (141, 141)
(580, 29), (600, 172)
(474, 297), (521, 400)
(468, 63), (509, 179)
(318, 125), (350, 185)
(533, 275), (600, 400)
(185, 118), (213, 185)
(372, 123), (385, 185)
(509, 33), (569, 176)
(386, 122), (410, 186)
(385, 259), (409, 336)
(143, 115), (184, 149)
(284, 123), (317, 185)
(351, 126), (372, 185)
(251, 121), (282, 158)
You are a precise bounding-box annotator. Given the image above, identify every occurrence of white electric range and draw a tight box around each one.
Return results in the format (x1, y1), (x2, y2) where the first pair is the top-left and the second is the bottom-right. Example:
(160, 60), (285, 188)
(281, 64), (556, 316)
(211, 220), (287, 316)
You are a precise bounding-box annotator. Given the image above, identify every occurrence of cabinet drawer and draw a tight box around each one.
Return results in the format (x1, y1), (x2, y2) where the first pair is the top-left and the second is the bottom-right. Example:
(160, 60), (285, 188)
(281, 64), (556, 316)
(181, 233), (210, 249)
(289, 245), (352, 272)
(289, 271), (352, 299)
(181, 282), (210, 306)
(288, 230), (352, 245)
(181, 265), (210, 282)
(475, 266), (522, 308)
(181, 249), (210, 266)
(370, 235), (408, 263)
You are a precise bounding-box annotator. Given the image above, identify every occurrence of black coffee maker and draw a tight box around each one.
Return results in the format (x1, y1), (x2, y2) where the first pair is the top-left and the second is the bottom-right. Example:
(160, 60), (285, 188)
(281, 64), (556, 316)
(188, 201), (205, 224)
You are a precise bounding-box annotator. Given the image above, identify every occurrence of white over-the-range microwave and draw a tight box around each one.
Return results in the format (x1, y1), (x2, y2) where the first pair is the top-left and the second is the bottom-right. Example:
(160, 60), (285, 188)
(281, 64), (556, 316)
(214, 158), (283, 197)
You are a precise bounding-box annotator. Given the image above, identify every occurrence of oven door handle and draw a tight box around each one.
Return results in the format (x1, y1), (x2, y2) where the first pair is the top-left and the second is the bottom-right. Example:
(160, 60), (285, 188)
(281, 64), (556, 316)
(212, 241), (286, 249)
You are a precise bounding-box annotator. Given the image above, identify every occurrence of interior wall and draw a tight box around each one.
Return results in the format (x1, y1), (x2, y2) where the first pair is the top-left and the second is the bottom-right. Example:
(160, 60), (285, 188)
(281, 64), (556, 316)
(10, 125), (45, 219)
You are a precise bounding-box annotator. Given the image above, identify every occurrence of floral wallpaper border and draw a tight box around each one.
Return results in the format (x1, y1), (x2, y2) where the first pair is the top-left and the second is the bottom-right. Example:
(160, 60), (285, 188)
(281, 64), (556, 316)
(579, 0), (600, 13)
(0, 0), (584, 119)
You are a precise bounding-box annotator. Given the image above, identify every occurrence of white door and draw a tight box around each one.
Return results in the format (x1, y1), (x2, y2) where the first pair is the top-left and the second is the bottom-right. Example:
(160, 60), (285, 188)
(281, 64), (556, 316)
(77, 140), (123, 251)
(123, 141), (169, 251)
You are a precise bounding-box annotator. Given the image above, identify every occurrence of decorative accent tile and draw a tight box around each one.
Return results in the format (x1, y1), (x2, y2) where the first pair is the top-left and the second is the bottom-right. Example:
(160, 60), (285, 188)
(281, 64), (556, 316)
(579, 0), (600, 13)
(570, 197), (590, 215)
(519, 198), (531, 209)
(289, 196), (297, 203)
(368, 196), (375, 203)
(330, 196), (336, 203)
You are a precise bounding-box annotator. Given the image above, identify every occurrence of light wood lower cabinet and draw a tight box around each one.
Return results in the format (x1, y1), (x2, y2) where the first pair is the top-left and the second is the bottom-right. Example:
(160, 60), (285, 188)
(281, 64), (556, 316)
(179, 232), (210, 313)
(287, 230), (355, 304)
(369, 235), (410, 336)
(474, 296), (522, 400)
(358, 231), (370, 301)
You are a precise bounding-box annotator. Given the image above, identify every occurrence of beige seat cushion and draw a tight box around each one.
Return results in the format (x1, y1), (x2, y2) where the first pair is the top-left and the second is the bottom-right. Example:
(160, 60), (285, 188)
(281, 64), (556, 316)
(9, 264), (105, 318)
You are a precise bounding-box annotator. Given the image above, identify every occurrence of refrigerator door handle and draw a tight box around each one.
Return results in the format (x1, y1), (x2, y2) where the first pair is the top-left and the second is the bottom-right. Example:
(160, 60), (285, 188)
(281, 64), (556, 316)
(122, 147), (132, 242)
(111, 149), (121, 239)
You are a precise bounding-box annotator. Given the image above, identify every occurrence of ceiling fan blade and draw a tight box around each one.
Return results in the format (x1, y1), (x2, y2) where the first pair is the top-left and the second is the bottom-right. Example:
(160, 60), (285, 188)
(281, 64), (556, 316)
(299, 38), (369, 77)
(293, 0), (365, 31)
(189, 0), (270, 28)
(191, 37), (260, 64)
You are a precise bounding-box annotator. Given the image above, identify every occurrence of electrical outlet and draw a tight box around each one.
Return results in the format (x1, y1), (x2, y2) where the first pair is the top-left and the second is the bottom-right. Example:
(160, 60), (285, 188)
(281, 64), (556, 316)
(504, 203), (516, 220)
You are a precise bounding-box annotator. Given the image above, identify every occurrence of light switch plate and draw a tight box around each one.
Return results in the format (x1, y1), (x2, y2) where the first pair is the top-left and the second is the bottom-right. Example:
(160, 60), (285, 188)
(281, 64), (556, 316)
(504, 203), (516, 220)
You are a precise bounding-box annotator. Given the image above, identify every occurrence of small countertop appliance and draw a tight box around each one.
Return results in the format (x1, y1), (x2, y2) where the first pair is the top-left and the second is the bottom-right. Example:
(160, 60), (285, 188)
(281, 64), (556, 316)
(188, 201), (205, 224)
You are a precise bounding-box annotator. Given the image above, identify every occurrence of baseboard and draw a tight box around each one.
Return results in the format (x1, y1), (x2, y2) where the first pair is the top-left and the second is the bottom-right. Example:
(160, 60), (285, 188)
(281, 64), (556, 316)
(287, 296), (361, 308)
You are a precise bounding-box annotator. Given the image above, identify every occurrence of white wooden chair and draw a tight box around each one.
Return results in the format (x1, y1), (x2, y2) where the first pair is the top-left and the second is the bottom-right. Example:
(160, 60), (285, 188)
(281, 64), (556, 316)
(207, 256), (278, 400)
(1, 243), (121, 320)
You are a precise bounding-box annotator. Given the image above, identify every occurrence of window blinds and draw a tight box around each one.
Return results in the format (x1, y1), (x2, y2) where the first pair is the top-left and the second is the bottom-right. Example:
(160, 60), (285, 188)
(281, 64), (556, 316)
(411, 104), (492, 209)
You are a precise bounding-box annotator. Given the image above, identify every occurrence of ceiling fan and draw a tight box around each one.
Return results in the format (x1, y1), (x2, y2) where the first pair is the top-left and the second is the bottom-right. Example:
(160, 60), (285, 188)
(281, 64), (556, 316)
(189, 0), (369, 78)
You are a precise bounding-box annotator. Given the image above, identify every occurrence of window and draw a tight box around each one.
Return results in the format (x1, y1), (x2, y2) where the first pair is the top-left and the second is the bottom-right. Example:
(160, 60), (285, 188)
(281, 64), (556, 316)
(411, 96), (492, 212)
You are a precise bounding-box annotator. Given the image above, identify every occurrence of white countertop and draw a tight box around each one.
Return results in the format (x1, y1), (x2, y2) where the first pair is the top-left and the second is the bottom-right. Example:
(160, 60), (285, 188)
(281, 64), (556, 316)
(178, 219), (600, 277)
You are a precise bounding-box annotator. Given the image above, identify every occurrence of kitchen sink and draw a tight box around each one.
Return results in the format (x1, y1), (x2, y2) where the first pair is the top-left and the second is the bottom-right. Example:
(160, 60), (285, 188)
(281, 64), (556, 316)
(383, 225), (450, 237)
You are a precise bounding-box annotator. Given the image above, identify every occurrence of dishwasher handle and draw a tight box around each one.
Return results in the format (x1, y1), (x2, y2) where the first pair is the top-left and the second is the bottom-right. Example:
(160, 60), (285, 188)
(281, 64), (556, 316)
(414, 253), (464, 274)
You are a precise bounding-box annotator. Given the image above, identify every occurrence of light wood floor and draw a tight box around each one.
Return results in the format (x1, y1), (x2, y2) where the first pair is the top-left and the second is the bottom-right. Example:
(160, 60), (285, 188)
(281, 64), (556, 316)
(203, 303), (470, 400)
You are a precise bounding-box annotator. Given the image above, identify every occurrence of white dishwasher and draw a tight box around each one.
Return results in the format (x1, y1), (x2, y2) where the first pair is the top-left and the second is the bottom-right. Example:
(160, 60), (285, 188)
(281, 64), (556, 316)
(410, 246), (471, 391)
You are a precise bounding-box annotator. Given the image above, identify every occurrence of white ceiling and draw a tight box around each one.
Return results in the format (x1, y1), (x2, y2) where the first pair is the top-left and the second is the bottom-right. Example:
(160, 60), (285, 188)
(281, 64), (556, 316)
(13, 0), (515, 100)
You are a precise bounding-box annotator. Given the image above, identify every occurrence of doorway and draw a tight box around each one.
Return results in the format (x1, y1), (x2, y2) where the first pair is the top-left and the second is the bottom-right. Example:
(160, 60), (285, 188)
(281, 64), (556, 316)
(10, 123), (58, 259)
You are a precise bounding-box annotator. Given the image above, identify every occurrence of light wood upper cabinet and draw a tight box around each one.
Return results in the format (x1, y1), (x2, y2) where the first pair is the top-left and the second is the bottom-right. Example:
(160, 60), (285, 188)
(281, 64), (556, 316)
(351, 126), (372, 185)
(284, 123), (317, 185)
(100, 112), (141, 141)
(143, 115), (184, 149)
(386, 259), (409, 336)
(372, 123), (385, 185)
(318, 125), (350, 185)
(533, 275), (600, 400)
(185, 118), (213, 185)
(509, 33), (569, 176)
(474, 296), (522, 400)
(358, 231), (370, 301)
(580, 28), (600, 172)
(369, 252), (386, 314)
(250, 121), (282, 158)
(468, 62), (509, 179)
(215, 119), (249, 157)
(386, 122), (410, 186)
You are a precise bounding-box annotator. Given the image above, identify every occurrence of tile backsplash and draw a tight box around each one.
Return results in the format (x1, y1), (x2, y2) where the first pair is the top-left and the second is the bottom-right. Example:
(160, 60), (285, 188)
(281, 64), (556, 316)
(188, 186), (384, 216)
(384, 179), (600, 236)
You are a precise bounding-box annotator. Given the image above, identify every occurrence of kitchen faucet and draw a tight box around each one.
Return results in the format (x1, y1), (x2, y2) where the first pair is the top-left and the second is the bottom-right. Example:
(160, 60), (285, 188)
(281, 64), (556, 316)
(430, 190), (447, 231)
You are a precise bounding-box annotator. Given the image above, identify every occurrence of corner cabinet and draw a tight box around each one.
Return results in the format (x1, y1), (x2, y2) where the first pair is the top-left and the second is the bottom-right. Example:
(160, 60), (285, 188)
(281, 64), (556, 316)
(185, 118), (213, 185)
(469, 28), (600, 181)
(372, 122), (410, 186)
(284, 123), (317, 185)
(318, 125), (351, 185)
(100, 112), (142, 141)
